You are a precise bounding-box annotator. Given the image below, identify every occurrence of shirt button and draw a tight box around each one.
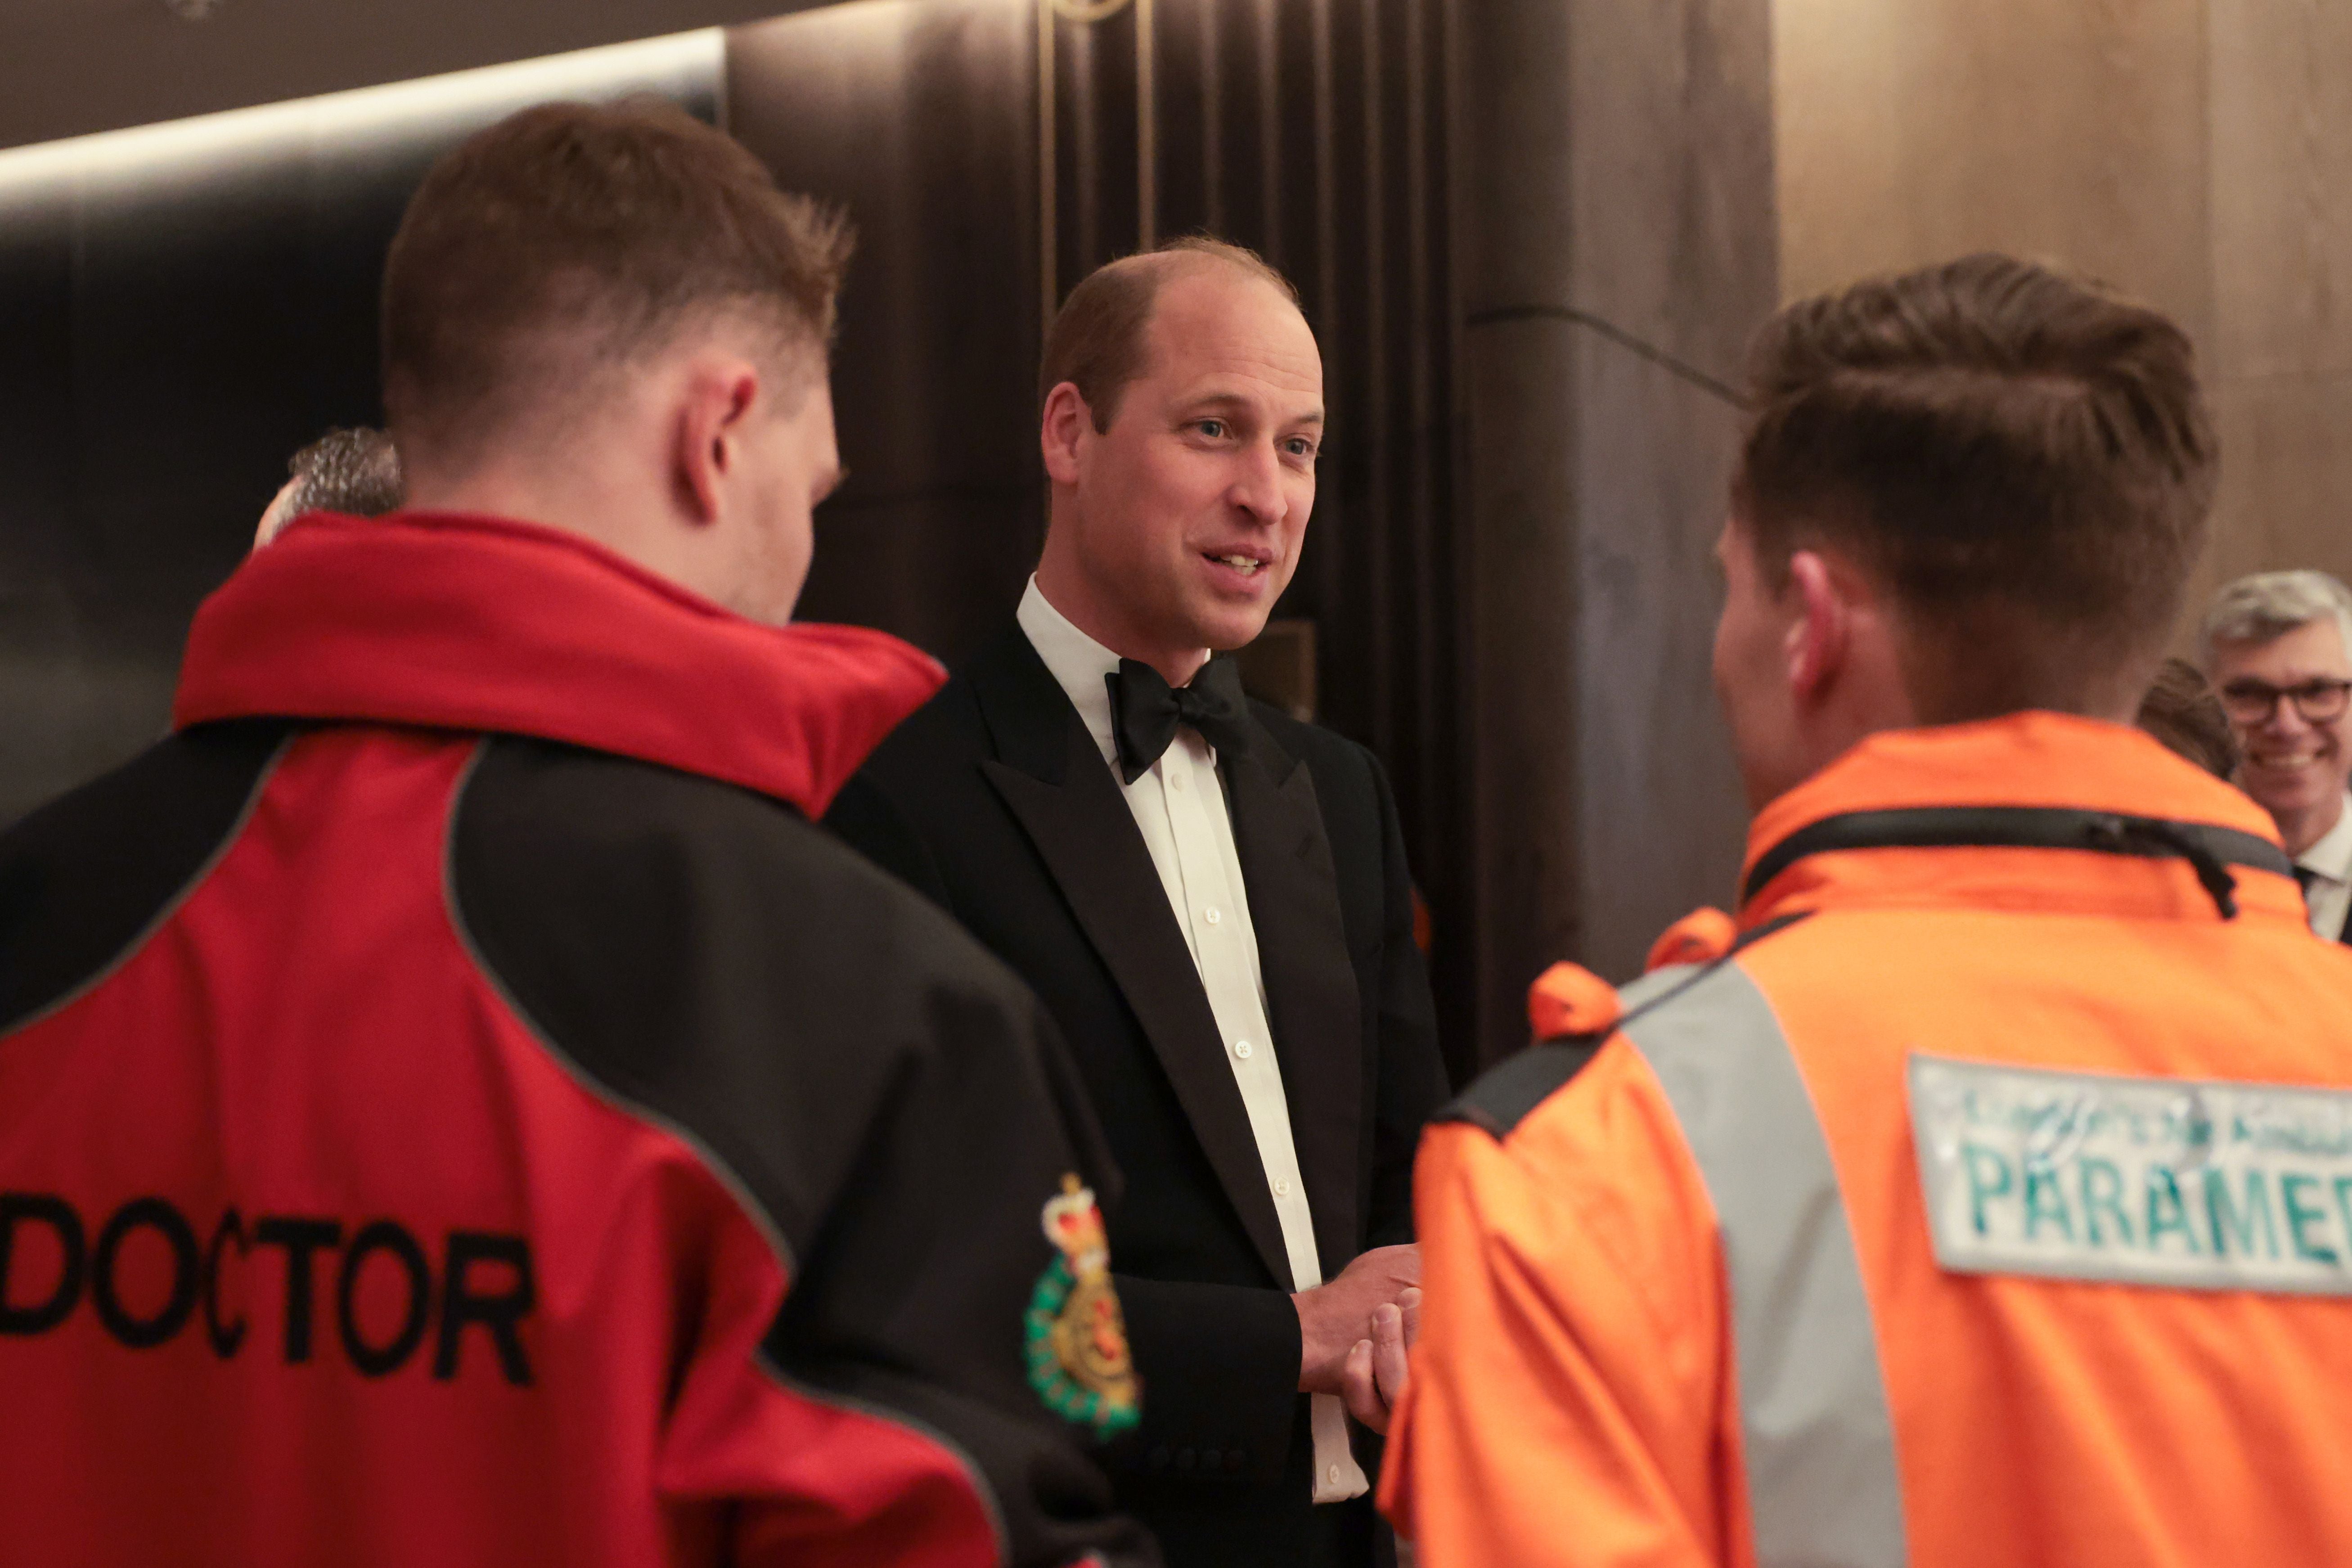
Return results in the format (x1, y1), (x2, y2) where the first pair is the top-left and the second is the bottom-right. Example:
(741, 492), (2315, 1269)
(1275, 1178), (1291, 1196)
(1327, 1465), (1344, 1486)
(1169, 772), (1185, 791)
(1233, 1039), (1254, 1060)
(1204, 906), (1223, 925)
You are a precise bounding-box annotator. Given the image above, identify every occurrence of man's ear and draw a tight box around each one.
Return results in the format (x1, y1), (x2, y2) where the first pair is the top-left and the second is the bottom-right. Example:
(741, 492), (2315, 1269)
(673, 362), (762, 526)
(253, 478), (301, 552)
(1039, 382), (1094, 487)
(1783, 548), (1853, 705)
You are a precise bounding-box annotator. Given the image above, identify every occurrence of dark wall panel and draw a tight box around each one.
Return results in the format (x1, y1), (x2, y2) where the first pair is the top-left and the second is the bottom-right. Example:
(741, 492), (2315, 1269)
(728, 0), (1475, 1080)
(0, 2), (813, 152)
(0, 40), (720, 824)
(729, 0), (1045, 667)
(1052, 0), (1469, 1078)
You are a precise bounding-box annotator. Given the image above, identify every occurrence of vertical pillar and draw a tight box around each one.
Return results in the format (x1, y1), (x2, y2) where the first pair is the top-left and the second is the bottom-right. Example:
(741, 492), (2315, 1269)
(1456, 0), (1774, 1058)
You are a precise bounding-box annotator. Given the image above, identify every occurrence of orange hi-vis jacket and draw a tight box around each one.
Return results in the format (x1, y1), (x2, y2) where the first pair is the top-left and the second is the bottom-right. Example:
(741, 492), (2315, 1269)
(1380, 713), (2352, 1568)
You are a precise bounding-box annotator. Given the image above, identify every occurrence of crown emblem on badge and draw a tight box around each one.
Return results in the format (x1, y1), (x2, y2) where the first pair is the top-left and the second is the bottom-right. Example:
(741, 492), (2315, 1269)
(1025, 1174), (1139, 1440)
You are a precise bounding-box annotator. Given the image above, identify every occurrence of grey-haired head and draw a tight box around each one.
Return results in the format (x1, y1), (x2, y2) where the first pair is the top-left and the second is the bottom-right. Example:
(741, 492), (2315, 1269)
(2197, 569), (2352, 672)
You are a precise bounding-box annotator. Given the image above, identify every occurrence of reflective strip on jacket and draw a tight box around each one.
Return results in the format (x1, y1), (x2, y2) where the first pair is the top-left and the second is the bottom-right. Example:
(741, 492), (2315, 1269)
(1380, 712), (2352, 1568)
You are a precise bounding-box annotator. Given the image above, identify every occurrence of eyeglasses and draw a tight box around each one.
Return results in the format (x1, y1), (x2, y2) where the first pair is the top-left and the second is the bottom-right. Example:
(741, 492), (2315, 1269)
(2218, 677), (2352, 726)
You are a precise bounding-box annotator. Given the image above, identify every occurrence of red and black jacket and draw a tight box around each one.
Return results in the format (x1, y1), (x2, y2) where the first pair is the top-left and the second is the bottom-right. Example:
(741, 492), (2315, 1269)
(0, 512), (1154, 1568)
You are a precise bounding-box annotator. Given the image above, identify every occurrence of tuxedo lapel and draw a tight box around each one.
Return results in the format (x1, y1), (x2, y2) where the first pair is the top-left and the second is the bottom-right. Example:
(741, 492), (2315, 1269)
(1223, 711), (1363, 1273)
(967, 629), (1296, 1289)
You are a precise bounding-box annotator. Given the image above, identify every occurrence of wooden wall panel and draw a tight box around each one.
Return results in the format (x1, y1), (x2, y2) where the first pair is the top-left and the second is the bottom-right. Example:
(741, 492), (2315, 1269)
(2204, 0), (2352, 599)
(1773, 0), (2212, 341)
(1772, 0), (2352, 651)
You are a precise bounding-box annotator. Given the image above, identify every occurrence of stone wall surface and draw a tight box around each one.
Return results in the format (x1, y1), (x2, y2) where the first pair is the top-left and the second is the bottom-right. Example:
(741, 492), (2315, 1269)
(1571, 333), (1754, 981)
(1457, 0), (1582, 1042)
(1564, 0), (1776, 983)
(1459, 0), (1773, 1018)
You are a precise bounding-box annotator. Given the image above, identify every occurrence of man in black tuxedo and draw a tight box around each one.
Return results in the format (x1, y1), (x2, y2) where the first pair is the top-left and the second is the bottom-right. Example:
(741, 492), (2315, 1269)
(827, 238), (1448, 1567)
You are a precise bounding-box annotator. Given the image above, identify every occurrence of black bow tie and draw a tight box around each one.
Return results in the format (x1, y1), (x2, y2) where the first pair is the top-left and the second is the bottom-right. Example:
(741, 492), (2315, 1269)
(1106, 657), (1252, 783)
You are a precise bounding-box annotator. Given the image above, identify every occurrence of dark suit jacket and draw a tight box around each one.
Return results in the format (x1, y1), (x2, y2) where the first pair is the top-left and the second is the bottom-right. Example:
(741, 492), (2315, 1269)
(826, 624), (1448, 1567)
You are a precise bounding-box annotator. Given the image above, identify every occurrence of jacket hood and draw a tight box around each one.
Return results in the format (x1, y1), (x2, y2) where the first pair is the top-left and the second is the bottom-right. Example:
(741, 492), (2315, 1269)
(175, 510), (944, 818)
(1739, 711), (2301, 926)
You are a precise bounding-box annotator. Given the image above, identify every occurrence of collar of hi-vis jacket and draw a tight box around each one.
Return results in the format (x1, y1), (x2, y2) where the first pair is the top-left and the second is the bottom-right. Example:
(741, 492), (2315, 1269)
(1737, 710), (2303, 930)
(172, 509), (945, 818)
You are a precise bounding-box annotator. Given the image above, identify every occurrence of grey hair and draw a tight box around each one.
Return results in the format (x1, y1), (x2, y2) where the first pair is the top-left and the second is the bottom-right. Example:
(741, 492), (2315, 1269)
(284, 427), (405, 519)
(2198, 569), (2352, 670)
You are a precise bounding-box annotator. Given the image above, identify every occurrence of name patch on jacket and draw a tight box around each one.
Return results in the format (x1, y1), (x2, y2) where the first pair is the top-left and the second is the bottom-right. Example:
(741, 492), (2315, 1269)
(1909, 1054), (2352, 1296)
(0, 1192), (536, 1383)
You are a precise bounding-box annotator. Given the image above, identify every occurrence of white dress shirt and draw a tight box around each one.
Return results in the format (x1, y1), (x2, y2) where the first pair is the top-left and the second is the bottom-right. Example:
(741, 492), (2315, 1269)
(2296, 791), (2352, 941)
(1017, 578), (1369, 1505)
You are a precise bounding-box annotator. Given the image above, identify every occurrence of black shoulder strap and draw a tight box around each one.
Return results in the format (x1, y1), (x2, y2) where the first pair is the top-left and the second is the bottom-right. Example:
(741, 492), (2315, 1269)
(1437, 1038), (1610, 1139)
(1437, 912), (1812, 1139)
(1742, 805), (2292, 919)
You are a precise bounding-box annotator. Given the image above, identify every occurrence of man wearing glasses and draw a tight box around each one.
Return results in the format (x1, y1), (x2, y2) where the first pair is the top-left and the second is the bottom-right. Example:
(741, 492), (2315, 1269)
(2201, 569), (2352, 939)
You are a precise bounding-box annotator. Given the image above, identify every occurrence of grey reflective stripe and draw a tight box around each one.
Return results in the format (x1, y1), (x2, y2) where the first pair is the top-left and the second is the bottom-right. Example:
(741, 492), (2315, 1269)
(1619, 961), (1908, 1568)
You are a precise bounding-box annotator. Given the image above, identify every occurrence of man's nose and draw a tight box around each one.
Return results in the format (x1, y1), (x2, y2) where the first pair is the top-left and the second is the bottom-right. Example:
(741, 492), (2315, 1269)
(2265, 700), (2315, 738)
(1226, 442), (1290, 526)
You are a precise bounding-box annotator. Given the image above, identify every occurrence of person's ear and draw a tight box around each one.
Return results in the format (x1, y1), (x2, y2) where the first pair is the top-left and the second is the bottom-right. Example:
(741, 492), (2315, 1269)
(1783, 548), (1852, 705)
(1040, 382), (1094, 487)
(673, 363), (762, 526)
(253, 478), (301, 552)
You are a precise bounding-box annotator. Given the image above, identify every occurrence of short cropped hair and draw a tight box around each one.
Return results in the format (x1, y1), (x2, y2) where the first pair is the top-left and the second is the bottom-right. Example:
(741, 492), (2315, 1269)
(2196, 570), (2352, 669)
(1735, 253), (2217, 722)
(2136, 657), (2239, 779)
(381, 99), (853, 463)
(1040, 236), (1299, 431)
(283, 427), (403, 518)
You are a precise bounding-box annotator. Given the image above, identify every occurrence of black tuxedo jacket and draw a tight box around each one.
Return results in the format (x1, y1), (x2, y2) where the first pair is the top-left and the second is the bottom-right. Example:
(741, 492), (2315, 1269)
(826, 624), (1448, 1567)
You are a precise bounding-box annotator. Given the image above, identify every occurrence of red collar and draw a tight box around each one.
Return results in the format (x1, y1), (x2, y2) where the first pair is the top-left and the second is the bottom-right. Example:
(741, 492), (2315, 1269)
(174, 510), (943, 818)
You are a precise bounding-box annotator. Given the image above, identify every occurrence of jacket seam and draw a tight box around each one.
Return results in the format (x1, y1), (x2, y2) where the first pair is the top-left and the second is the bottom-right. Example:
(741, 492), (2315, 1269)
(437, 739), (806, 1280)
(1621, 959), (1912, 1566)
(1445, 917), (1811, 1141)
(437, 738), (1012, 1566)
(1485, 918), (1816, 1338)
(749, 1347), (1014, 1563)
(0, 731), (295, 1047)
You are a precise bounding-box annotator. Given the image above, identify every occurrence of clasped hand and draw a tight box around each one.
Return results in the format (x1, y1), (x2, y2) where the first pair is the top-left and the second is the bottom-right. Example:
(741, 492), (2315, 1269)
(1292, 1242), (1422, 1434)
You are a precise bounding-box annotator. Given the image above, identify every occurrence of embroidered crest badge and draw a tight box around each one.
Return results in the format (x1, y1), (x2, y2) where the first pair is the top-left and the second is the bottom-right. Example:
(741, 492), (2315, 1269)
(1025, 1174), (1140, 1439)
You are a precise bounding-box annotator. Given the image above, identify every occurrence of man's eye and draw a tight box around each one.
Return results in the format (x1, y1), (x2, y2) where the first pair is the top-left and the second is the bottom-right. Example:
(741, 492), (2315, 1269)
(1284, 438), (1318, 459)
(1193, 419), (1227, 439)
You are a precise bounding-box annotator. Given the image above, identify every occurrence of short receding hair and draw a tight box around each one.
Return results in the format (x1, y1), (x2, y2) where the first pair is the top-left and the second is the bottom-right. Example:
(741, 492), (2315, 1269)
(1039, 237), (1299, 431)
(1735, 253), (2217, 723)
(381, 99), (852, 464)
(2197, 570), (2352, 669)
